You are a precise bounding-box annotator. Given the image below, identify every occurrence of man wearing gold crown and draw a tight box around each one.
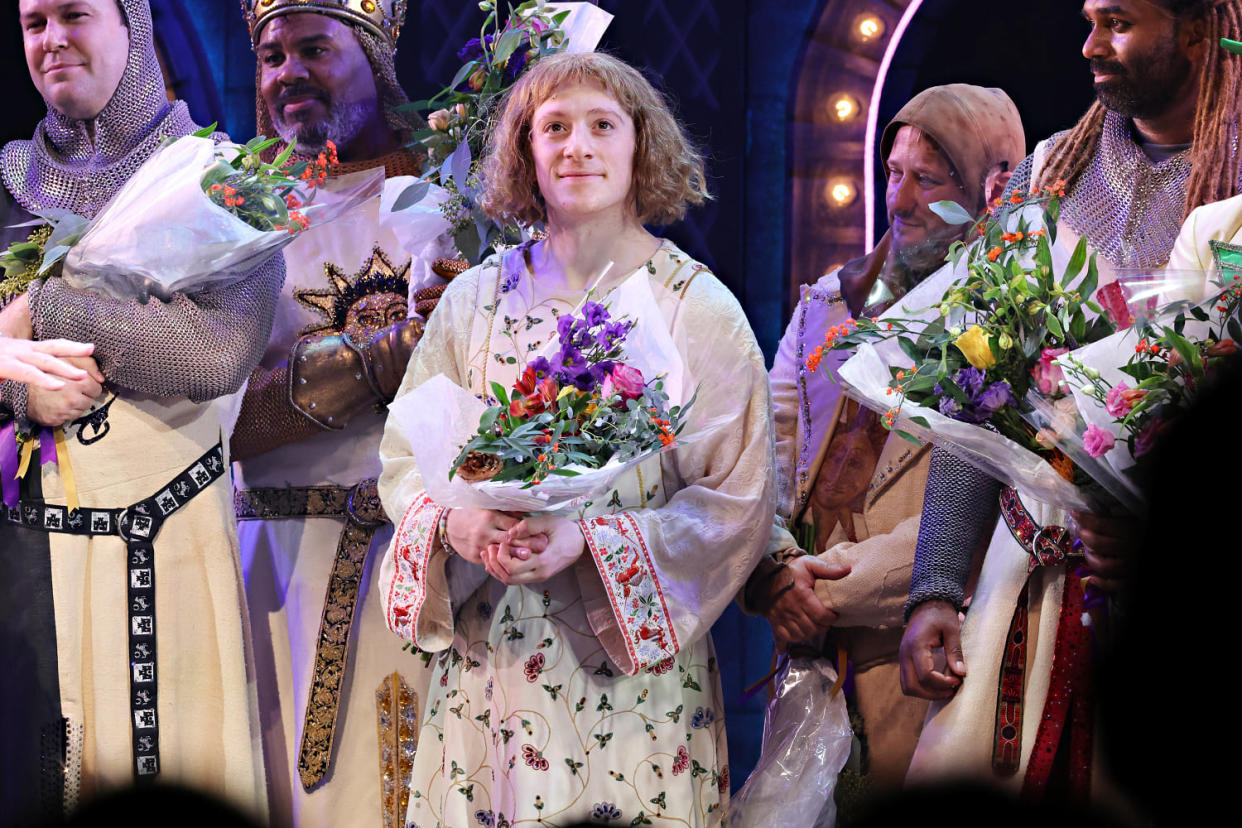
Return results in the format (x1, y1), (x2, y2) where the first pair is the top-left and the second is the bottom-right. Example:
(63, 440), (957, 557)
(231, 2), (452, 826)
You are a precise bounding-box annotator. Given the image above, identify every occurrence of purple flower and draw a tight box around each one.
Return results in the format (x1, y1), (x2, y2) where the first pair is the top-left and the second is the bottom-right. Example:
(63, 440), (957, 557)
(957, 366), (987, 398)
(591, 802), (622, 821)
(937, 395), (963, 419)
(582, 301), (610, 328)
(976, 381), (1016, 414)
(528, 356), (551, 378)
(457, 37), (484, 63)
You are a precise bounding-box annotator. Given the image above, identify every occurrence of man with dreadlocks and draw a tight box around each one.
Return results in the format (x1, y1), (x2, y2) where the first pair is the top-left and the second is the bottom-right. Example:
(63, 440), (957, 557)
(232, 3), (452, 827)
(0, 0), (283, 822)
(898, 0), (1242, 800)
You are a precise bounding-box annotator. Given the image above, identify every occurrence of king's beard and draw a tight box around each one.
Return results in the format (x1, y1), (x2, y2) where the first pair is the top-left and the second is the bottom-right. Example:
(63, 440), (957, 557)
(273, 98), (378, 155)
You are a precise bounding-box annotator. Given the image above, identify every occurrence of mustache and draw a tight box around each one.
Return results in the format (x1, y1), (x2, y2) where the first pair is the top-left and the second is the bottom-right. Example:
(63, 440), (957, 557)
(276, 83), (329, 107)
(1089, 59), (1127, 78)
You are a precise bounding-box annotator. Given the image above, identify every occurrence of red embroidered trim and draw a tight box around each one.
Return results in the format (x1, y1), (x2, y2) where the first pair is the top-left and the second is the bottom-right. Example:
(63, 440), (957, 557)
(386, 493), (443, 644)
(580, 512), (679, 674)
(1022, 570), (1093, 801)
(993, 486), (1088, 788)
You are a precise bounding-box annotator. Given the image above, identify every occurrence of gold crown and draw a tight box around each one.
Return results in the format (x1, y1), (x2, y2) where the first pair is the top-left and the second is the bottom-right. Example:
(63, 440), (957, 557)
(242, 0), (406, 48)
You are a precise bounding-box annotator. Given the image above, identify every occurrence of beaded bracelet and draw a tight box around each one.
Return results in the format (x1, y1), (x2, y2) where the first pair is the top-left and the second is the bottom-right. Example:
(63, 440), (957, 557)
(437, 508), (458, 556)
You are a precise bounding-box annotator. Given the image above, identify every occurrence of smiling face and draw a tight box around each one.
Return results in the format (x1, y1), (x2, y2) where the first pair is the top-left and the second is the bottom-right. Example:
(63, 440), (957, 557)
(1081, 0), (1197, 119)
(19, 0), (129, 121)
(257, 13), (381, 153)
(885, 125), (970, 272)
(343, 292), (406, 339)
(528, 81), (638, 226)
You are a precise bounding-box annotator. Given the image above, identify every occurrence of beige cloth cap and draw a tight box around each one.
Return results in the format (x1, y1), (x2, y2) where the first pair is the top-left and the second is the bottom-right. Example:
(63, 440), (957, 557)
(880, 84), (1026, 205)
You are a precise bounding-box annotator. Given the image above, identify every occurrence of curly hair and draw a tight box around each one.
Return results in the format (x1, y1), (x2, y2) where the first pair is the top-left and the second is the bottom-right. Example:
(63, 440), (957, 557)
(479, 52), (709, 227)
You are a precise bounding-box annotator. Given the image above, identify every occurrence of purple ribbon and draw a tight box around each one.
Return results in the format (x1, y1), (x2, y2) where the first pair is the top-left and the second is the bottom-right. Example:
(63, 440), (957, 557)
(0, 422), (17, 509)
(0, 424), (59, 509)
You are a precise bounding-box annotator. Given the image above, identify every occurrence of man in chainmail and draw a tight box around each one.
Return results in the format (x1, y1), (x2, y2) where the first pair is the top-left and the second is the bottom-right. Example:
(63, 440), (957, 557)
(899, 0), (1242, 799)
(0, 0), (283, 822)
(231, 3), (453, 826)
(741, 85), (1024, 801)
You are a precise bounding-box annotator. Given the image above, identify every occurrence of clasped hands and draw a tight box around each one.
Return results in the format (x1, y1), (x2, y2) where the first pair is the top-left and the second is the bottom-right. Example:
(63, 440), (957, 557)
(444, 508), (586, 585)
(759, 554), (851, 652)
(1, 294), (103, 425)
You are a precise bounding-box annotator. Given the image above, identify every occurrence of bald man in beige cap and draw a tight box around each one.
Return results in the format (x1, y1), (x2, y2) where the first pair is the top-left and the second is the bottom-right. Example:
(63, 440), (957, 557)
(741, 84), (1026, 796)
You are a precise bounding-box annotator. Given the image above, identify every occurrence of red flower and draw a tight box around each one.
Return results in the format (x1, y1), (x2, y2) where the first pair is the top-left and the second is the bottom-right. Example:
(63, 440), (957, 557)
(672, 745), (690, 775)
(521, 744), (549, 771)
(1207, 339), (1238, 357)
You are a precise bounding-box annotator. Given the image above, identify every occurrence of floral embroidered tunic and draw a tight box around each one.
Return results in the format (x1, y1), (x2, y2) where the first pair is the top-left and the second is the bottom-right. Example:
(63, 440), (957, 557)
(377, 240), (775, 827)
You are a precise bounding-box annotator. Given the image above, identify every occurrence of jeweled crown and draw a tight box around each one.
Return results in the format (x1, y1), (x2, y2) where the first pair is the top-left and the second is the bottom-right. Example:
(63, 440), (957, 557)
(241, 0), (406, 48)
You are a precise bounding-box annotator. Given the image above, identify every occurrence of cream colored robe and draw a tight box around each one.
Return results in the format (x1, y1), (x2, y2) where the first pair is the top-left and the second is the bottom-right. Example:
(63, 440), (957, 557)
(377, 240), (774, 827)
(38, 395), (266, 817)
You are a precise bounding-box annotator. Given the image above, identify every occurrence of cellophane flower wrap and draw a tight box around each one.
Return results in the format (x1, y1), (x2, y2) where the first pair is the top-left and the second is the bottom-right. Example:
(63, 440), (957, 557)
(1047, 259), (1240, 507)
(406, 1), (613, 263)
(820, 186), (1126, 511)
(390, 270), (719, 514)
(22, 131), (381, 300)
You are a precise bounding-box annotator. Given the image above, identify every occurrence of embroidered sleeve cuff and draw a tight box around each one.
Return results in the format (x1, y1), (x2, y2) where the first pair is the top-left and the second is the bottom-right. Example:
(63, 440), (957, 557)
(385, 493), (454, 650)
(578, 512), (680, 677)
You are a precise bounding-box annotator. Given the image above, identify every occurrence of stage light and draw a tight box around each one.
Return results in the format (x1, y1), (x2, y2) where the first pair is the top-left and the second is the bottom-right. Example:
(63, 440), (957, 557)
(827, 179), (857, 208)
(832, 94), (860, 122)
(856, 15), (885, 42)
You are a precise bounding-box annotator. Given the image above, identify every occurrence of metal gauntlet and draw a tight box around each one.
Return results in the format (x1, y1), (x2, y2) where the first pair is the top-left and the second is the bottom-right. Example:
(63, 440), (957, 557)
(289, 317), (425, 430)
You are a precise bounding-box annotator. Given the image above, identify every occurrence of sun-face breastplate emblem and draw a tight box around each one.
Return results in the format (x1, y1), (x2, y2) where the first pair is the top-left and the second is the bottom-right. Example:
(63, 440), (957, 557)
(295, 245), (413, 340)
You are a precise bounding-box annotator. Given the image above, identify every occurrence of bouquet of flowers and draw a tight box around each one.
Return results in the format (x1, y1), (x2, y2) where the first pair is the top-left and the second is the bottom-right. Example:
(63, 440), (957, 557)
(389, 270), (713, 514)
(1, 129), (380, 301)
(818, 185), (1127, 510)
(399, 1), (612, 263)
(1046, 260), (1241, 505)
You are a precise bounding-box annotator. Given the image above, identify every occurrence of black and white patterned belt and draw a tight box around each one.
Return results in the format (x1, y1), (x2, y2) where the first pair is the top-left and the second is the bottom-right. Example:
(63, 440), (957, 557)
(5, 441), (227, 781)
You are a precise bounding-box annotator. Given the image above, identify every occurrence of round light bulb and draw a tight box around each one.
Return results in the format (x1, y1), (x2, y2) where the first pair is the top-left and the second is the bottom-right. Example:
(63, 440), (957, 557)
(832, 94), (859, 122)
(856, 15), (885, 41)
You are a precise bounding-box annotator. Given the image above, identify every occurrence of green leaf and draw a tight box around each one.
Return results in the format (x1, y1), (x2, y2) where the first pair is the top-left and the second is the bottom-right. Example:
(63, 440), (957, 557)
(1063, 236), (1087, 284)
(929, 200), (975, 225)
(1046, 313), (1064, 339)
(392, 180), (431, 212)
(493, 28), (523, 65)
(490, 381), (510, 407)
(908, 416), (931, 429)
(895, 429), (924, 445)
(449, 60), (478, 91)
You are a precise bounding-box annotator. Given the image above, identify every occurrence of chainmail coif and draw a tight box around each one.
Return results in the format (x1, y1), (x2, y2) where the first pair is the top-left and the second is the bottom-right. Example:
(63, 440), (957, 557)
(0, 0), (285, 422)
(0, 0), (202, 219)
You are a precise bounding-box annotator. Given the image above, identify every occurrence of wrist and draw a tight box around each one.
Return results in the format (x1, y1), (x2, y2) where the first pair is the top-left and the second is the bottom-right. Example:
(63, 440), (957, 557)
(437, 508), (459, 557)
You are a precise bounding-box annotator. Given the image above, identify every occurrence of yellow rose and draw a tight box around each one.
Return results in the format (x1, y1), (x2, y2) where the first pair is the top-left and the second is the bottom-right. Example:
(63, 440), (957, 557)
(954, 325), (996, 369)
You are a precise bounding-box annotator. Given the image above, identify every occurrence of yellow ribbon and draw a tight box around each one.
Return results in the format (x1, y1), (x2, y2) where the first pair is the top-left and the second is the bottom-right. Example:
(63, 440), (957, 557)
(16, 436), (35, 480)
(829, 644), (848, 699)
(53, 427), (78, 513)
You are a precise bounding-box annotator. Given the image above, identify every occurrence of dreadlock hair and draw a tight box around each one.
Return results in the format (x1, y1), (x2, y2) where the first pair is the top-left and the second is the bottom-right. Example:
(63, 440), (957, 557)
(1036, 0), (1242, 219)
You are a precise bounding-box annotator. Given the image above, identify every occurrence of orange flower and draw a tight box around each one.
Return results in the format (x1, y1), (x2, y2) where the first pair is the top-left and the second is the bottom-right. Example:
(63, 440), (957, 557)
(987, 247), (1003, 261)
(1009, 193), (1024, 205)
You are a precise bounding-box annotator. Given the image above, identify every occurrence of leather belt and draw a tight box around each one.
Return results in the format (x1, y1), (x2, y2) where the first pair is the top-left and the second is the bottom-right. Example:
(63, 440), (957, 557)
(6, 442), (227, 780)
(234, 480), (388, 791)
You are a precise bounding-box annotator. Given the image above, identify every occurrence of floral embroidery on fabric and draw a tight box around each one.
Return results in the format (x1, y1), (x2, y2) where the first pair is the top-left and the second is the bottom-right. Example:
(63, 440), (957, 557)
(521, 744), (550, 770)
(386, 493), (443, 643)
(523, 653), (545, 682)
(672, 745), (690, 775)
(580, 512), (679, 673)
(591, 801), (622, 821)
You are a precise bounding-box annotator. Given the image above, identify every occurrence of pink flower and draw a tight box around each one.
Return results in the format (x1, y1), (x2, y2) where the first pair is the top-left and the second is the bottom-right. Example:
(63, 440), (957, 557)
(1083, 424), (1115, 458)
(605, 364), (645, 401)
(1104, 382), (1146, 417)
(1031, 347), (1070, 397)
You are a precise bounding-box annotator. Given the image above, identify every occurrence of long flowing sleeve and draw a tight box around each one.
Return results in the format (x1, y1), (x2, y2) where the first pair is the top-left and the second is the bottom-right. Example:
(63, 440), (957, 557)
(574, 274), (777, 675)
(25, 253), (286, 402)
(377, 268), (482, 653)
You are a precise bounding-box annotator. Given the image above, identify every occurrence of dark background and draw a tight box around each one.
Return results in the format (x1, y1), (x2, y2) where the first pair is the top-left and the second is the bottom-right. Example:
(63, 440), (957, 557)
(0, 0), (1099, 791)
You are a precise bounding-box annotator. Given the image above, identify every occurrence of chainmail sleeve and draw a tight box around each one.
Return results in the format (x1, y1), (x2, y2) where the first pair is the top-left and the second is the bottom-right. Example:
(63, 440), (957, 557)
(1, 379), (29, 424)
(26, 254), (286, 402)
(904, 446), (1002, 620)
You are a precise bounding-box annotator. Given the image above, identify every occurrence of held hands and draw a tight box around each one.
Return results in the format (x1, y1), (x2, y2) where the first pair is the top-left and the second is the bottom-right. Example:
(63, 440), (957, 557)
(0, 337), (95, 389)
(26, 355), (105, 426)
(898, 599), (967, 700)
(764, 556), (850, 652)
(444, 509), (585, 585)
(481, 515), (585, 585)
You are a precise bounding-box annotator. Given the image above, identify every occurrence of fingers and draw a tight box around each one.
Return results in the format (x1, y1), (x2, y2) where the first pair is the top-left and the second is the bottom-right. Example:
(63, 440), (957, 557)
(942, 619), (967, 677)
(804, 556), (851, 581)
(32, 339), (94, 359)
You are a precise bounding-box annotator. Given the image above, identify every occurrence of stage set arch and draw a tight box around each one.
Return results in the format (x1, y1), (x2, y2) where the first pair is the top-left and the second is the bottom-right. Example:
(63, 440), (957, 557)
(0, 0), (1100, 788)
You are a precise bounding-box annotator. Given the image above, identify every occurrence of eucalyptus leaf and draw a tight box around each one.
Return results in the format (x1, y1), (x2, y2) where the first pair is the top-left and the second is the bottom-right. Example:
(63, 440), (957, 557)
(392, 180), (432, 212)
(929, 200), (975, 225)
